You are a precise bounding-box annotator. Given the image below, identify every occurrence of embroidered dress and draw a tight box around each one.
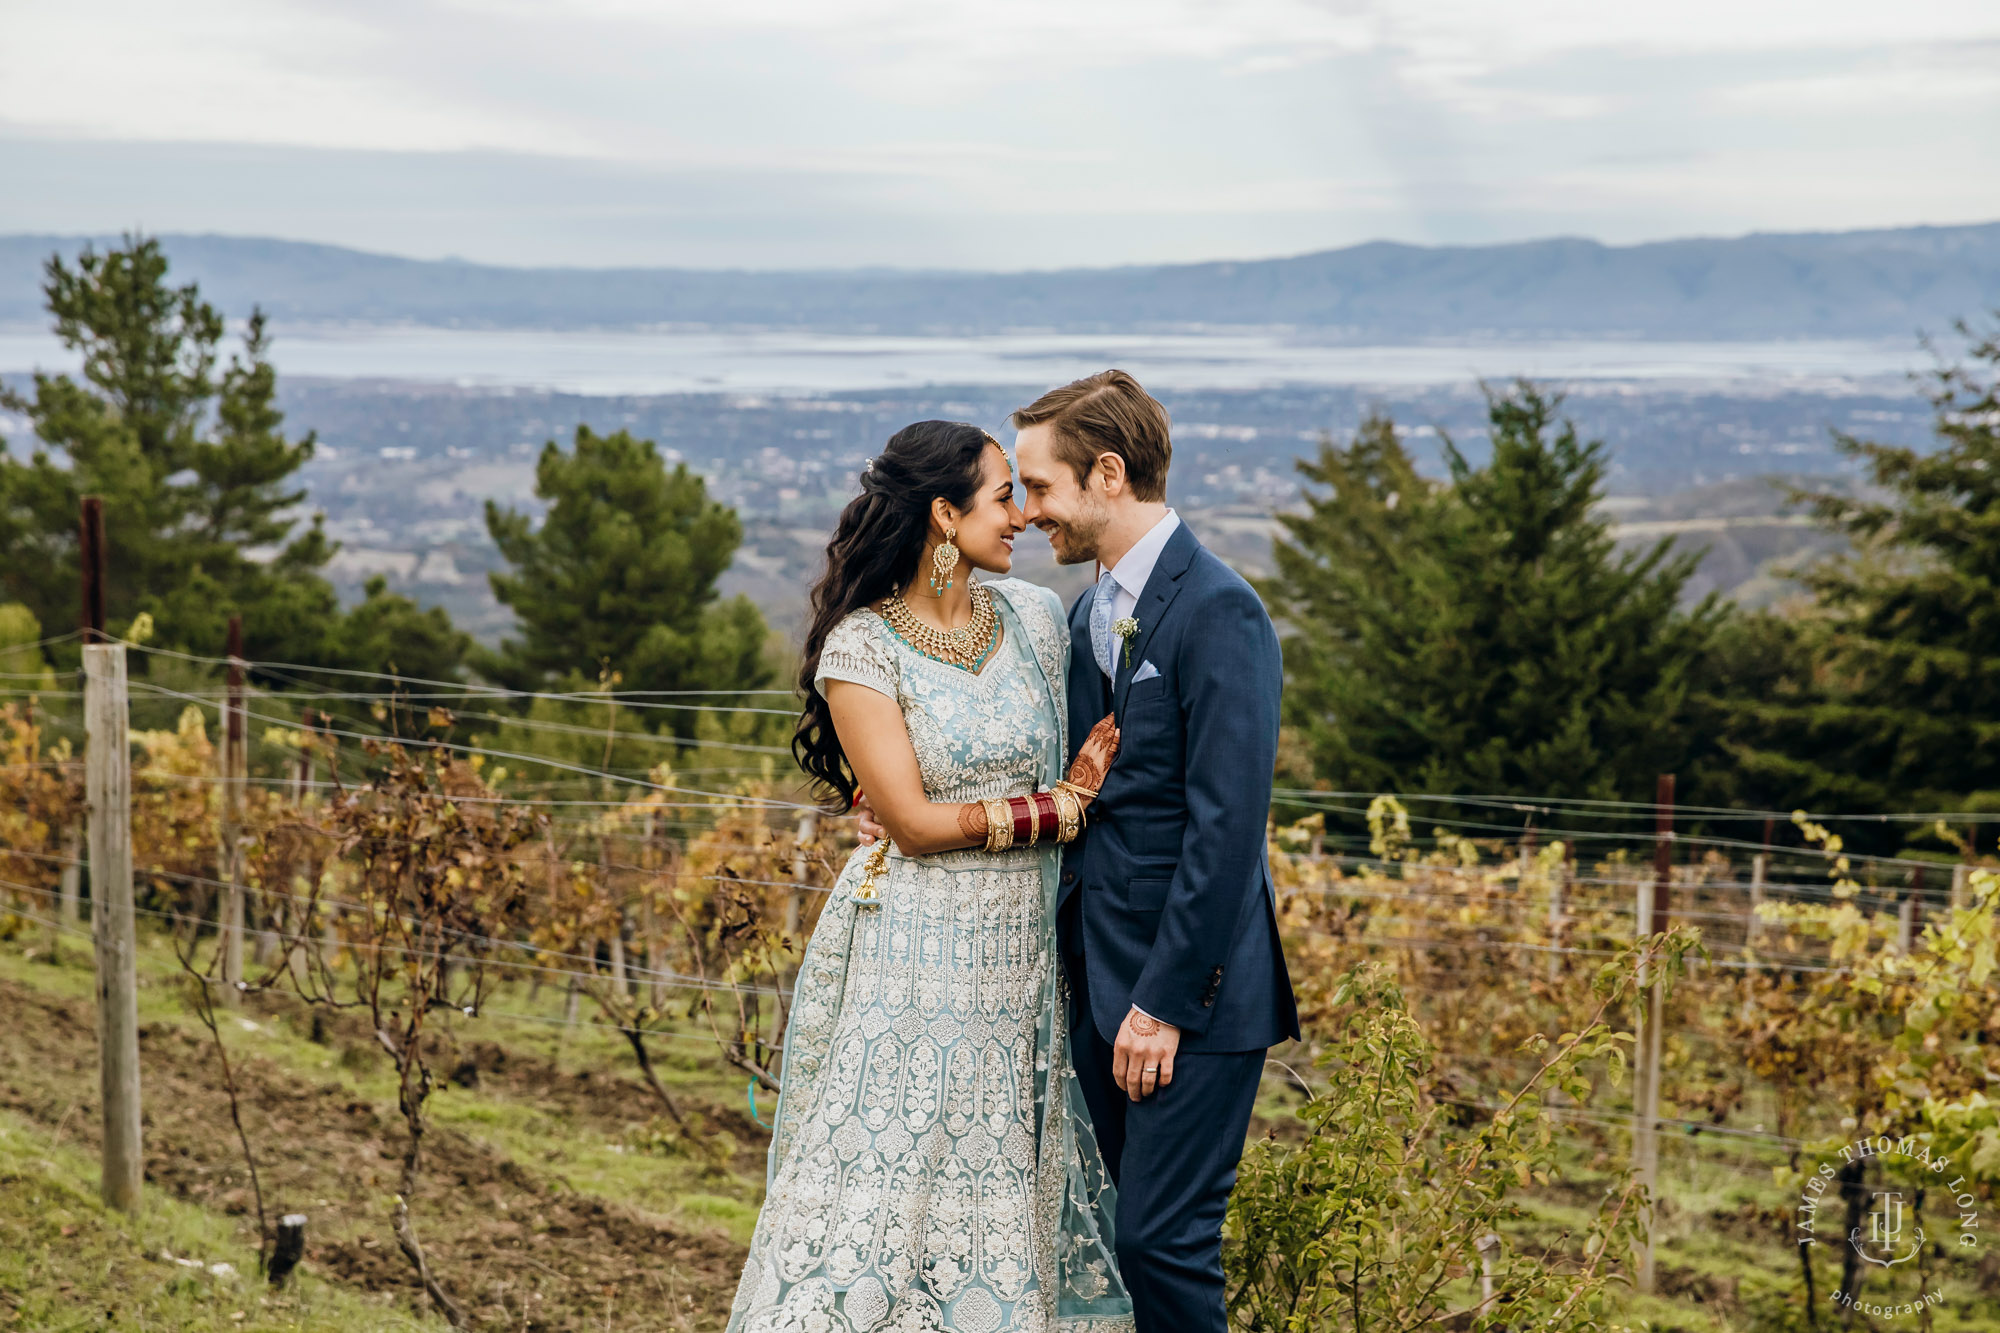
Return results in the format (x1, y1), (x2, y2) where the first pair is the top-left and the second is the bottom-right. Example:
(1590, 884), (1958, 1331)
(727, 579), (1133, 1333)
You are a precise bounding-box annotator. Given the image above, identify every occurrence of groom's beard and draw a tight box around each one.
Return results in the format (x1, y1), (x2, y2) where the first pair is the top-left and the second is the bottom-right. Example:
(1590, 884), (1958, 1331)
(1039, 499), (1109, 566)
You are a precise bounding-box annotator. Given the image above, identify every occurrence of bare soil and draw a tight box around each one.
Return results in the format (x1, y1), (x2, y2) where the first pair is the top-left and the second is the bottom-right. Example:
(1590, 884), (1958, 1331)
(0, 975), (756, 1330)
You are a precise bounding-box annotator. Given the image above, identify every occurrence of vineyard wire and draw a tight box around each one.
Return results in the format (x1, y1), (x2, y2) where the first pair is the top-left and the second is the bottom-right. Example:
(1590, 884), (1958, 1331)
(0, 902), (1831, 1150)
(125, 680), (796, 758)
(125, 678), (818, 811)
(0, 856), (1860, 984)
(124, 640), (797, 698)
(0, 881), (787, 1001)
(12, 903), (1835, 1176)
(1273, 786), (2000, 826)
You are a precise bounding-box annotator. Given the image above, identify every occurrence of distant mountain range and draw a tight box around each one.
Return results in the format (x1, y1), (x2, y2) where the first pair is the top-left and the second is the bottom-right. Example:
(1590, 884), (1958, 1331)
(4, 223), (1998, 339)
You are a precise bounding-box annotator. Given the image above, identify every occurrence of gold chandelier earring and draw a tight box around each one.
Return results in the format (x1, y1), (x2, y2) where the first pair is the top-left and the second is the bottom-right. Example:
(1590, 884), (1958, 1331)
(928, 526), (960, 597)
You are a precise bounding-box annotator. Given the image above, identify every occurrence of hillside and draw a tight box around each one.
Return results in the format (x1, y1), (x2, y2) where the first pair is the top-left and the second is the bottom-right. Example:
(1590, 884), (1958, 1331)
(3, 222), (1997, 338)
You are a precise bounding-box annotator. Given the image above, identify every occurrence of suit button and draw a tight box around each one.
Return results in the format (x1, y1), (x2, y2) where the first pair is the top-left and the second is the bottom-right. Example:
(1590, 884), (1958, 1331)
(1061, 871), (1075, 884)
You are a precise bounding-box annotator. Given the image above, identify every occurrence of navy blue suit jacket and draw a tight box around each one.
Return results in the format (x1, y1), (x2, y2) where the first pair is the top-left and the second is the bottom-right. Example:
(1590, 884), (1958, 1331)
(1059, 520), (1300, 1053)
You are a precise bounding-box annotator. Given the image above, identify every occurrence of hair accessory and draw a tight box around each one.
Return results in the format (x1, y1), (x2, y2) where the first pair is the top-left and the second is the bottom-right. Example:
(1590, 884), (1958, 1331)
(928, 526), (960, 597)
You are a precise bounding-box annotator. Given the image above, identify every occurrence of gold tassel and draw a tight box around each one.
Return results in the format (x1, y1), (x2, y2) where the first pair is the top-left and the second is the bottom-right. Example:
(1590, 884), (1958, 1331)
(853, 837), (890, 906)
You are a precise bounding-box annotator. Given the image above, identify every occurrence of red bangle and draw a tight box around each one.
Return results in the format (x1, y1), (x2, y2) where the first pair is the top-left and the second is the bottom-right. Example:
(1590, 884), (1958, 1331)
(1010, 796), (1033, 845)
(1032, 792), (1059, 841)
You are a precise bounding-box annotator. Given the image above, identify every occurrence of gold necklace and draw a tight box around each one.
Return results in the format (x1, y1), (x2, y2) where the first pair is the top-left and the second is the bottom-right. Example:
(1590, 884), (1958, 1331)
(880, 581), (998, 671)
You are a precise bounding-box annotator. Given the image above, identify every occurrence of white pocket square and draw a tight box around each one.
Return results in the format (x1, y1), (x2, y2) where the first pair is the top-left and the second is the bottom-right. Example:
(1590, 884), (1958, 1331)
(1130, 660), (1160, 683)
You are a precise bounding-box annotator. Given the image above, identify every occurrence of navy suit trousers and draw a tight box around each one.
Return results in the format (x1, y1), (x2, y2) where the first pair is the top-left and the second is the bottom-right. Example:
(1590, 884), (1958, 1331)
(1067, 920), (1262, 1333)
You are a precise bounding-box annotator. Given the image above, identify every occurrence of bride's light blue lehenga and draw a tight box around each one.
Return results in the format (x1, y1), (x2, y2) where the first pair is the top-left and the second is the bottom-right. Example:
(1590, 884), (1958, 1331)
(726, 579), (1134, 1333)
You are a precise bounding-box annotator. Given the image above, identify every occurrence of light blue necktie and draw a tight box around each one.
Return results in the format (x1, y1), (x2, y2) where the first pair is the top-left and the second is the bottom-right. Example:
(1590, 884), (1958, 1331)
(1089, 568), (1119, 680)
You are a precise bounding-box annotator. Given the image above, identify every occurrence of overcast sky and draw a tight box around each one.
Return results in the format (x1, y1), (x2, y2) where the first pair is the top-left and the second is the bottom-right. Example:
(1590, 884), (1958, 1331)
(4, 0), (1998, 270)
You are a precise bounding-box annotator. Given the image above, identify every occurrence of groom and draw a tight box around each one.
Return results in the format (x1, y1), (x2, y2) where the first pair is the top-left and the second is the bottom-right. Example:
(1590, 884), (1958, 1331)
(1015, 370), (1299, 1333)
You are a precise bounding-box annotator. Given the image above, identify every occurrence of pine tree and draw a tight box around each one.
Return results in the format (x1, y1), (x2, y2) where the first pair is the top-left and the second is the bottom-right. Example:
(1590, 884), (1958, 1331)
(1262, 412), (1443, 794)
(1264, 386), (1722, 813)
(482, 426), (771, 725)
(331, 576), (471, 688)
(1703, 320), (2000, 823)
(0, 237), (461, 678)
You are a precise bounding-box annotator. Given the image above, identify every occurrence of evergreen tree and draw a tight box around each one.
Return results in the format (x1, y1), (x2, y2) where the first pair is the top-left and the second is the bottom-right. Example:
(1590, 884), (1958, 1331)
(482, 426), (771, 724)
(1264, 385), (1722, 812)
(1702, 320), (2000, 824)
(0, 237), (462, 680)
(1262, 412), (1443, 795)
(332, 576), (471, 688)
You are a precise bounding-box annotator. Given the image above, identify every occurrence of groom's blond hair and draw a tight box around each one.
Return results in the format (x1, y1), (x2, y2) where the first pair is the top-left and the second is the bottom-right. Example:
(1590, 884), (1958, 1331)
(1010, 370), (1172, 503)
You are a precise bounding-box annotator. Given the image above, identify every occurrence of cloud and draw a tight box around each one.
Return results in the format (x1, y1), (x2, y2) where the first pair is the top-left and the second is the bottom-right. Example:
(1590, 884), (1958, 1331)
(2, 1), (1998, 267)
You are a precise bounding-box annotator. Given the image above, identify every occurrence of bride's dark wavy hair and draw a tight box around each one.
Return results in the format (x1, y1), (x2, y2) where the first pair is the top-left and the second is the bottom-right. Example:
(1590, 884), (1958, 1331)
(795, 420), (995, 808)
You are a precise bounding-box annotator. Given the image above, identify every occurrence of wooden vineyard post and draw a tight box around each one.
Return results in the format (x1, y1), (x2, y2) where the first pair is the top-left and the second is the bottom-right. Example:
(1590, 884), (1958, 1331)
(79, 495), (105, 645)
(602, 839), (628, 996)
(1952, 864), (1970, 913)
(220, 615), (247, 1000)
(1745, 816), (1774, 951)
(562, 976), (581, 1038)
(293, 709), (314, 804)
(1746, 856), (1768, 951)
(1634, 773), (1674, 1295)
(85, 639), (143, 1213)
(546, 830), (581, 1042)
(1475, 1232), (1500, 1311)
(80, 496), (143, 1213)
(643, 812), (666, 1012)
(1546, 846), (1567, 982)
(1632, 869), (1657, 1293)
(1898, 866), (1924, 954)
(58, 821), (83, 932)
(788, 809), (818, 944)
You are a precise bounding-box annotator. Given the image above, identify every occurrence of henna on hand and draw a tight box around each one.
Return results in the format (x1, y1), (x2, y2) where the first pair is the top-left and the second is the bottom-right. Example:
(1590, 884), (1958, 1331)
(1066, 714), (1119, 794)
(956, 801), (988, 846)
(1129, 1010), (1162, 1037)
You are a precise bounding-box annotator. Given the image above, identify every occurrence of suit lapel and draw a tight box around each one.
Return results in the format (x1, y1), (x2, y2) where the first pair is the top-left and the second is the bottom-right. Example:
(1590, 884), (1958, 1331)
(1112, 522), (1199, 719)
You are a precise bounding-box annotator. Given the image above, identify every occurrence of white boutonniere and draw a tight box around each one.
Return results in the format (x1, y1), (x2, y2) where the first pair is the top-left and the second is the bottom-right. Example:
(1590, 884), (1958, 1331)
(1112, 616), (1139, 668)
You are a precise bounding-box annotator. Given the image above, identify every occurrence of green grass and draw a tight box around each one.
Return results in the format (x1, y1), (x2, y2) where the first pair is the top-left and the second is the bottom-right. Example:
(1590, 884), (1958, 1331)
(0, 1107), (450, 1332)
(8, 923), (1997, 1331)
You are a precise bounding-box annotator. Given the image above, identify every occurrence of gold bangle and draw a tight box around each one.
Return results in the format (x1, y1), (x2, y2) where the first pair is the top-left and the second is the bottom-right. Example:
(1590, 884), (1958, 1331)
(1053, 780), (1093, 833)
(1026, 792), (1040, 846)
(984, 797), (1013, 852)
(1053, 787), (1080, 843)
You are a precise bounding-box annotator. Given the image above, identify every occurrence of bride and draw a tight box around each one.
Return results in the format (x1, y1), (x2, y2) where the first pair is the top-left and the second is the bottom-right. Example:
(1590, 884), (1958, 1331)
(726, 421), (1135, 1332)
